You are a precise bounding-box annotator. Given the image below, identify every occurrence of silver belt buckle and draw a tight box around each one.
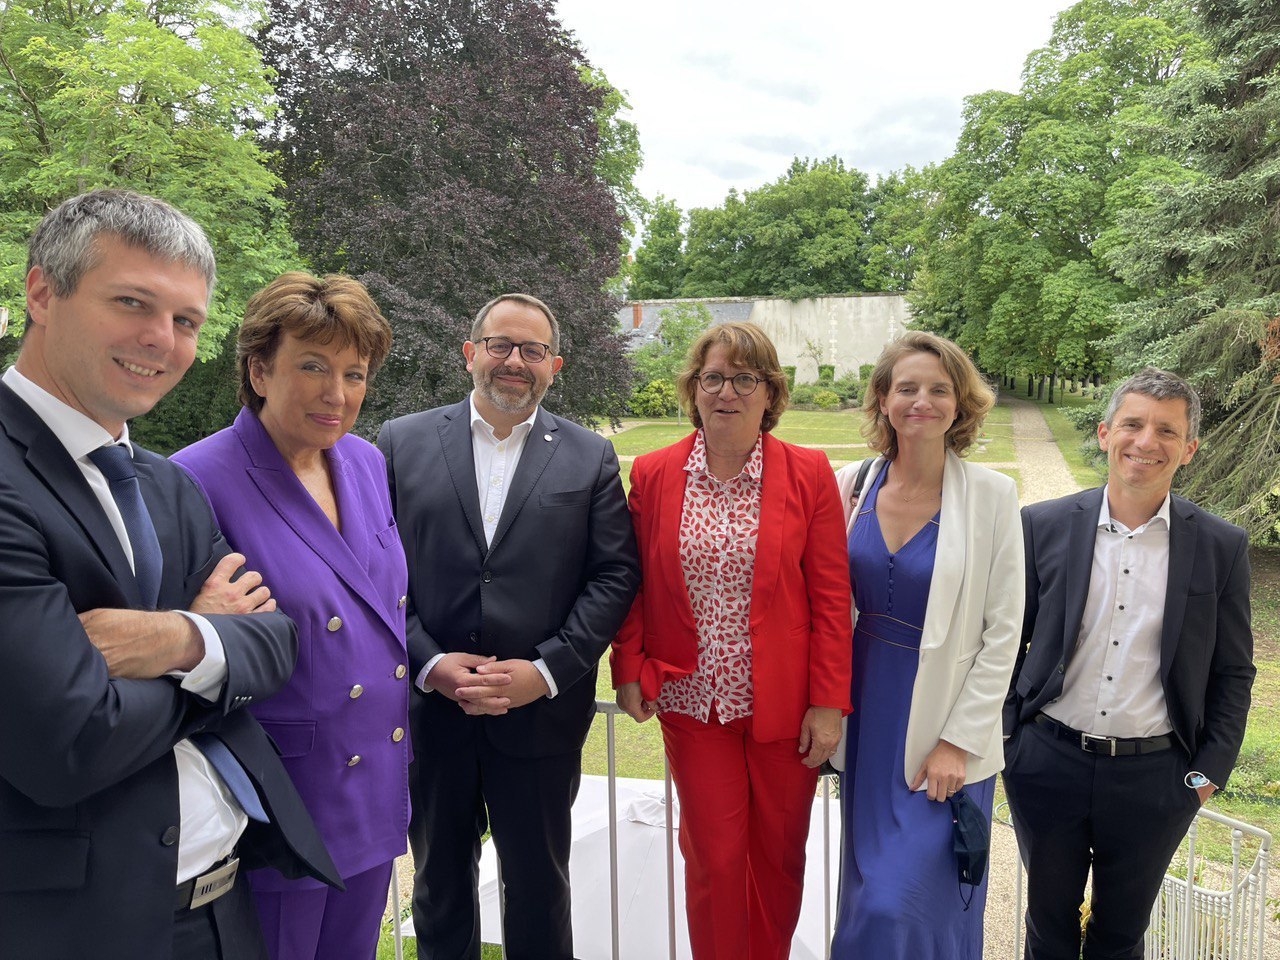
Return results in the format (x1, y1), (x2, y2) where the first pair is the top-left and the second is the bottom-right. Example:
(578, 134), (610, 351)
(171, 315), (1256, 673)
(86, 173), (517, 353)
(189, 856), (239, 909)
(1080, 732), (1117, 757)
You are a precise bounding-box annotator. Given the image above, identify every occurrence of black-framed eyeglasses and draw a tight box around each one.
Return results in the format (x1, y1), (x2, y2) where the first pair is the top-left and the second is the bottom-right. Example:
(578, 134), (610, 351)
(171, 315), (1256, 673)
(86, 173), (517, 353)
(478, 337), (552, 363)
(696, 372), (766, 396)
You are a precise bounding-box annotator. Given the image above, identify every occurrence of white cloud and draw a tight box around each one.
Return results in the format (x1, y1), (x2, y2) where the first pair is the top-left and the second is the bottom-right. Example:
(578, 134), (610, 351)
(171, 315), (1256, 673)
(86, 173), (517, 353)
(555, 0), (1073, 211)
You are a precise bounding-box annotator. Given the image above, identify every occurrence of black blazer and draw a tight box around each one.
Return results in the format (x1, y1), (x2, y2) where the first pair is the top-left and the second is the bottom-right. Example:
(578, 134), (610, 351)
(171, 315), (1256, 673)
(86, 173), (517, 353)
(0, 383), (340, 960)
(1004, 487), (1255, 787)
(378, 399), (640, 758)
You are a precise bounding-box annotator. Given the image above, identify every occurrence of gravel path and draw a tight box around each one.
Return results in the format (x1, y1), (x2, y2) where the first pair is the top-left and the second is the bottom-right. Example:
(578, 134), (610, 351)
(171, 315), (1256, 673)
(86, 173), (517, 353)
(1003, 394), (1082, 506)
(983, 394), (1080, 959)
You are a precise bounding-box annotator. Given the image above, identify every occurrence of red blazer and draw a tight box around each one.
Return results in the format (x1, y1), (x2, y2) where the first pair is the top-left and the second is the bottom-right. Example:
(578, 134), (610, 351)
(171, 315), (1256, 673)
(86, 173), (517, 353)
(611, 432), (853, 742)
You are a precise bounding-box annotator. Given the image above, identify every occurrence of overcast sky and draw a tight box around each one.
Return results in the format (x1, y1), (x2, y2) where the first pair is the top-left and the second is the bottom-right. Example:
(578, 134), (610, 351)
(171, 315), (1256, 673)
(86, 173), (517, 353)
(555, 0), (1075, 214)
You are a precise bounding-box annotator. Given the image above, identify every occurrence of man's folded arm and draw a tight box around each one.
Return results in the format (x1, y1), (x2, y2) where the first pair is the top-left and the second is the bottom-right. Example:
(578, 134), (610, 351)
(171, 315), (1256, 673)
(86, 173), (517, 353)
(0, 499), (295, 807)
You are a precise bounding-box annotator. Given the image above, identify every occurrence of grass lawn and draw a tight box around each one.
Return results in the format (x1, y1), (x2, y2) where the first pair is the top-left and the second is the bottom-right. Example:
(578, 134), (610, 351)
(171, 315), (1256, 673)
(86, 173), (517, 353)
(616, 403), (1015, 469)
(1208, 547), (1280, 852)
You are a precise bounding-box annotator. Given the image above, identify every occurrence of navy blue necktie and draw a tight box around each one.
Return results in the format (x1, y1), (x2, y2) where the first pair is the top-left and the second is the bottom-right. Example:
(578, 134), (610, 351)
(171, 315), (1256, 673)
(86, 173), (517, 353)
(87, 443), (162, 608)
(89, 444), (269, 824)
(192, 734), (269, 823)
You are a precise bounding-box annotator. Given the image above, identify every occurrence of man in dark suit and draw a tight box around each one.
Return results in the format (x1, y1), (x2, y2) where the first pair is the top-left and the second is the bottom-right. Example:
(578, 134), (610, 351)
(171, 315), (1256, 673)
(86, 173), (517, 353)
(1003, 367), (1255, 960)
(378, 293), (640, 960)
(0, 190), (339, 960)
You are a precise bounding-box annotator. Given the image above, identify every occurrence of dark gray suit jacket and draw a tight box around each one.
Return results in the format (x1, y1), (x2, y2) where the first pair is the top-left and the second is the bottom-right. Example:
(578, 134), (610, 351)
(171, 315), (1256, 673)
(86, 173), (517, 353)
(378, 399), (640, 758)
(0, 383), (339, 960)
(1004, 486), (1255, 787)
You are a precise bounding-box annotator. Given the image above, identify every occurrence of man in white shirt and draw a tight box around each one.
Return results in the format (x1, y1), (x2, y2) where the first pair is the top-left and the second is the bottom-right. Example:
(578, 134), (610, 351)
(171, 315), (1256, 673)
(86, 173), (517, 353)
(0, 190), (338, 960)
(378, 293), (639, 960)
(1003, 368), (1255, 960)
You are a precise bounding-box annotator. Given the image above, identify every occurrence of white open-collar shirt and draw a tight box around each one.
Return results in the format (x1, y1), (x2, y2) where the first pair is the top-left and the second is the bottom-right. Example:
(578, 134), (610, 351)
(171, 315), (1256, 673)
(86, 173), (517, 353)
(1042, 485), (1174, 738)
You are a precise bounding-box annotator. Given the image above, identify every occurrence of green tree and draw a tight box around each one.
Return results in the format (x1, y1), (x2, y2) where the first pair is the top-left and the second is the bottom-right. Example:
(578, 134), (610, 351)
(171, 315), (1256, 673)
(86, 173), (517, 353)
(911, 0), (1203, 386)
(0, 0), (297, 354)
(681, 156), (872, 299)
(680, 192), (748, 298)
(862, 165), (937, 293)
(1099, 0), (1280, 541)
(629, 195), (686, 299)
(263, 0), (633, 429)
(631, 301), (712, 387)
(629, 378), (678, 418)
(580, 65), (646, 247)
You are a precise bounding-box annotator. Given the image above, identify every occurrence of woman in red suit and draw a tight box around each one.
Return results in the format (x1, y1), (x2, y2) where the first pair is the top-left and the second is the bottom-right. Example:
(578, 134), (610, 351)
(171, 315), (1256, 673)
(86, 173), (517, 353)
(612, 322), (853, 960)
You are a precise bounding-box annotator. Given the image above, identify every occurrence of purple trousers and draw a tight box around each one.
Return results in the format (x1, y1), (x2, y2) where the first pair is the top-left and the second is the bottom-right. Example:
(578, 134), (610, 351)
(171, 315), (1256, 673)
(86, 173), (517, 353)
(252, 860), (395, 960)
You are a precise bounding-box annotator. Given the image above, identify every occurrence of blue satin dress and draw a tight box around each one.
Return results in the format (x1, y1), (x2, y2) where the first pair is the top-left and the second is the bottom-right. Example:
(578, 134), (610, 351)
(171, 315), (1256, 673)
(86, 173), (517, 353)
(830, 468), (994, 958)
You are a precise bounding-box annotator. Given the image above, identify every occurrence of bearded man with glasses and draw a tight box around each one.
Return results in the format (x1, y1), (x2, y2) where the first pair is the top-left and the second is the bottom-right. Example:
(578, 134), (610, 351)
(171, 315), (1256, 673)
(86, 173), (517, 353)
(377, 293), (640, 960)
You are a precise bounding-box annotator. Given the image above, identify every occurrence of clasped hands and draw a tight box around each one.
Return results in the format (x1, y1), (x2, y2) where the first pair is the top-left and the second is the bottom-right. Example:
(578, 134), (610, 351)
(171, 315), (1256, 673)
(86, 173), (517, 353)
(426, 652), (550, 716)
(78, 552), (275, 679)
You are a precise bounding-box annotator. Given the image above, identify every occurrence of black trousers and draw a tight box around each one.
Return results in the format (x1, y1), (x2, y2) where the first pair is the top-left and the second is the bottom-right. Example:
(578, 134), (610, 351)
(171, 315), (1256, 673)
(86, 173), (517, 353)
(1002, 719), (1202, 960)
(171, 869), (269, 960)
(408, 724), (582, 960)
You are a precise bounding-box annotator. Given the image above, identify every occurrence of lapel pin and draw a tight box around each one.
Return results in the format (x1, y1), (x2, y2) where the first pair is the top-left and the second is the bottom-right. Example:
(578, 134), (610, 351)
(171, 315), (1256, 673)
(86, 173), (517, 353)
(544, 434), (553, 442)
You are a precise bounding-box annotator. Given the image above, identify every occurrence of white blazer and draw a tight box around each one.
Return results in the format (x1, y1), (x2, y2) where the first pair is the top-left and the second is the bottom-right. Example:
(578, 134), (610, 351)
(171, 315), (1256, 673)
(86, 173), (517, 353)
(832, 451), (1025, 788)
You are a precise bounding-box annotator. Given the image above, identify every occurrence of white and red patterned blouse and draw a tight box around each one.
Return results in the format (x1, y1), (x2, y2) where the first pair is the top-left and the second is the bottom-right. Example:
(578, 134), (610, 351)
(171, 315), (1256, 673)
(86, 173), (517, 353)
(656, 429), (764, 723)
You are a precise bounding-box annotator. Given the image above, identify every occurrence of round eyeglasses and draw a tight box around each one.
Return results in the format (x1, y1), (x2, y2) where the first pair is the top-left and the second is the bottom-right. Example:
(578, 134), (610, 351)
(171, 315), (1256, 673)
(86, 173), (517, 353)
(695, 372), (766, 396)
(478, 337), (552, 363)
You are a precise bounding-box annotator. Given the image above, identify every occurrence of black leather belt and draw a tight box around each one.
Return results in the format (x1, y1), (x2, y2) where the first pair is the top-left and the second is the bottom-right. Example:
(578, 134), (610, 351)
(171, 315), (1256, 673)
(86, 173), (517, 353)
(176, 854), (239, 911)
(1034, 713), (1175, 757)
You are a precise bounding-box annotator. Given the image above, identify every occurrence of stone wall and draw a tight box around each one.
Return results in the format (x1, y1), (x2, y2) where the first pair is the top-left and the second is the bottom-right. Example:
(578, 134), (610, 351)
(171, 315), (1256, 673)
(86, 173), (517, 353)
(620, 293), (909, 383)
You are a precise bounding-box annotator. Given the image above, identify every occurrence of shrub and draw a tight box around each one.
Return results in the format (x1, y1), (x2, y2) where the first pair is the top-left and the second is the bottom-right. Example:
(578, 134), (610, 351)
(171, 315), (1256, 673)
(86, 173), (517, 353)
(832, 370), (861, 403)
(790, 383), (818, 405)
(783, 365), (796, 389)
(818, 363), (835, 383)
(630, 378), (678, 418)
(813, 389), (841, 409)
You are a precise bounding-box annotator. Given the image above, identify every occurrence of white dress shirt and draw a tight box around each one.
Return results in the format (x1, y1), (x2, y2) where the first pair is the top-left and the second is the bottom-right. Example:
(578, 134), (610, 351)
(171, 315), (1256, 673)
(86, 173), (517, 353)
(1043, 485), (1174, 738)
(470, 395), (538, 547)
(415, 394), (558, 696)
(3, 366), (246, 881)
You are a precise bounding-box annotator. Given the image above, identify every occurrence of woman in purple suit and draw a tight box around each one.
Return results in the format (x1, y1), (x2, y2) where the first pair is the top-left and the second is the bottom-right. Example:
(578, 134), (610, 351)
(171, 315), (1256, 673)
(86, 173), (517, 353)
(174, 272), (408, 960)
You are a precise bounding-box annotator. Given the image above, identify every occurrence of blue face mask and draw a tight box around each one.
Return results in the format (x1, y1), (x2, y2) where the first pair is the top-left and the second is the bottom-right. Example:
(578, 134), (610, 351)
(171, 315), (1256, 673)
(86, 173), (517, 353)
(948, 789), (989, 910)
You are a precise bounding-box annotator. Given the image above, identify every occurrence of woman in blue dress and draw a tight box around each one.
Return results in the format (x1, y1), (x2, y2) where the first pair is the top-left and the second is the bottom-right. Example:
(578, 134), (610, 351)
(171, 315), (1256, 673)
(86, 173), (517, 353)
(830, 332), (1025, 958)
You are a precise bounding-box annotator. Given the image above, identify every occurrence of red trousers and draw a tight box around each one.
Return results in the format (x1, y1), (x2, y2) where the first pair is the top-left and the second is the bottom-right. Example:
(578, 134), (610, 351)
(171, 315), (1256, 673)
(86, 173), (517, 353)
(660, 709), (820, 960)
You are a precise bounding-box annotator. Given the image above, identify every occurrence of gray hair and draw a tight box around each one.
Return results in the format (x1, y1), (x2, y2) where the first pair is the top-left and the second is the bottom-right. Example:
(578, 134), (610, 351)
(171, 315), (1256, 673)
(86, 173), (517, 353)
(470, 293), (560, 354)
(1105, 367), (1202, 441)
(27, 190), (216, 305)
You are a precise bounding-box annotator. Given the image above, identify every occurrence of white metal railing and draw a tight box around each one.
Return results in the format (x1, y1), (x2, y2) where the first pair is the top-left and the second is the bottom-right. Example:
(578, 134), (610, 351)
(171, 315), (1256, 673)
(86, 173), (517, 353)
(388, 699), (839, 959)
(390, 708), (1274, 960)
(1000, 803), (1272, 960)
(596, 700), (681, 960)
(1146, 807), (1272, 960)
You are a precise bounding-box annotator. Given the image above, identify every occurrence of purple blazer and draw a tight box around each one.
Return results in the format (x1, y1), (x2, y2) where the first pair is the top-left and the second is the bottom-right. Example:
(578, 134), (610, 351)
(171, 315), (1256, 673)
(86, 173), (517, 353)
(173, 408), (410, 887)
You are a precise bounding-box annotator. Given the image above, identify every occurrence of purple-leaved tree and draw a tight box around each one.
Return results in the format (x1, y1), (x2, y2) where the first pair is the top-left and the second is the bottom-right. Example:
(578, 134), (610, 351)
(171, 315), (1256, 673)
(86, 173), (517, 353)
(259, 0), (633, 428)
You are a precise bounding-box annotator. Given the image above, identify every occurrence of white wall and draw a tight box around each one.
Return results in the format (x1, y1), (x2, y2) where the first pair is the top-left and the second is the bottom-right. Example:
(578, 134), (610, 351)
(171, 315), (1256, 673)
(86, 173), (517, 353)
(621, 293), (910, 383)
